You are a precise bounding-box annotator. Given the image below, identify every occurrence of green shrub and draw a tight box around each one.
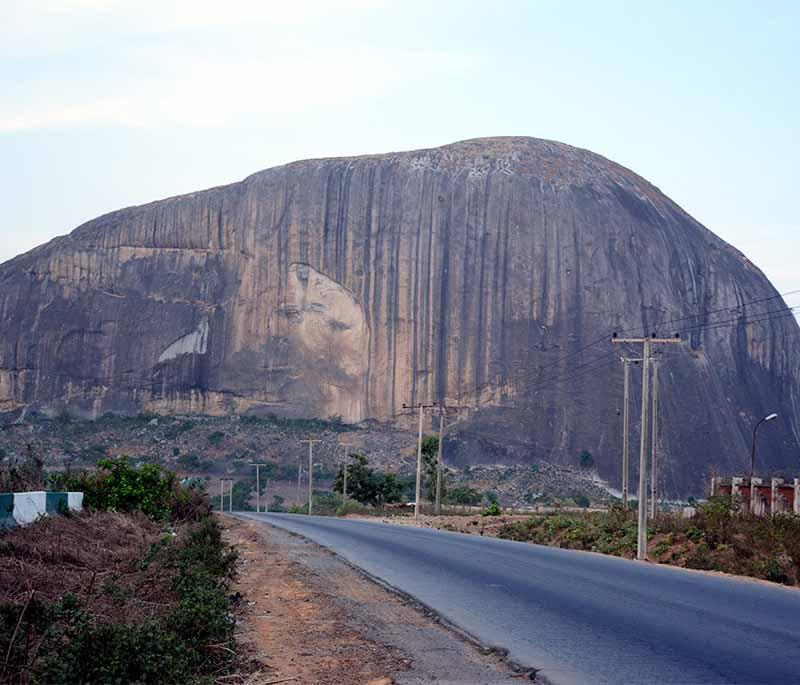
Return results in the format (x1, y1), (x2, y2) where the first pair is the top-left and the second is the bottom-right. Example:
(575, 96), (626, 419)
(336, 499), (368, 516)
(446, 486), (483, 506)
(37, 616), (196, 684)
(207, 431), (226, 446)
(51, 457), (179, 521)
(481, 501), (501, 517)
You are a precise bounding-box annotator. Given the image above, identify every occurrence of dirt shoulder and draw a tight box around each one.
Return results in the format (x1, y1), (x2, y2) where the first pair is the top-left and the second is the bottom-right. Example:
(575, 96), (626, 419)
(345, 512), (532, 538)
(222, 516), (526, 685)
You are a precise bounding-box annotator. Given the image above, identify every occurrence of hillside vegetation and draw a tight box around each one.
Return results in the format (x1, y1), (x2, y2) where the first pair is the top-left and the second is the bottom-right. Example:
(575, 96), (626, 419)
(497, 498), (800, 586)
(0, 457), (249, 684)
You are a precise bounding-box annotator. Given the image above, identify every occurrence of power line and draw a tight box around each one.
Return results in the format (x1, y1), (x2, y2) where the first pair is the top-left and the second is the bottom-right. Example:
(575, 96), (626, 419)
(616, 288), (800, 338)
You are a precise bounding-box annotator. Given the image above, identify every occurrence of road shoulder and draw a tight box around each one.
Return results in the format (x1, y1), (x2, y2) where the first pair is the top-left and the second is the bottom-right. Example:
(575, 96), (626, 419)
(223, 515), (526, 684)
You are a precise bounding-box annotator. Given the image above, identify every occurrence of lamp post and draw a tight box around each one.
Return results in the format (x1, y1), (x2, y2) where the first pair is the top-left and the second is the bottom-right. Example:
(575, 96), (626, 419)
(750, 413), (778, 478)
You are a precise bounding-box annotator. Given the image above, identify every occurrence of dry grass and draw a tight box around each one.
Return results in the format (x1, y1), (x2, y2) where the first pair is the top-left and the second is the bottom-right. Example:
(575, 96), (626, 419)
(0, 511), (173, 627)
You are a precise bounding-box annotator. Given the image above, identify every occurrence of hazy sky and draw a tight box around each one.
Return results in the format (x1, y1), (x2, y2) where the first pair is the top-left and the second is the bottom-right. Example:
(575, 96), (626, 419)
(1, 0), (797, 298)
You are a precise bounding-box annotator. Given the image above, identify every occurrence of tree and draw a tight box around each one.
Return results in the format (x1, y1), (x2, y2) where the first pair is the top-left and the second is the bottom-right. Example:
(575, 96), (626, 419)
(420, 435), (446, 502)
(446, 486), (482, 506)
(333, 454), (405, 506)
(230, 480), (255, 510)
(579, 451), (595, 469)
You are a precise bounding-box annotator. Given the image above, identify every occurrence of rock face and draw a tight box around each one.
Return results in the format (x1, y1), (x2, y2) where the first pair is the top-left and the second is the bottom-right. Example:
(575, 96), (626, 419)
(1, 137), (798, 493)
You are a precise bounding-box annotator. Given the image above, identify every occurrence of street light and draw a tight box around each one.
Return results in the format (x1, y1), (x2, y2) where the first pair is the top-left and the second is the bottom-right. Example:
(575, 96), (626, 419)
(750, 413), (778, 478)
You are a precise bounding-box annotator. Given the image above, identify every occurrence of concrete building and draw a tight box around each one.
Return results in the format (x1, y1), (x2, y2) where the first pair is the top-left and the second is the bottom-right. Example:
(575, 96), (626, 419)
(711, 477), (800, 515)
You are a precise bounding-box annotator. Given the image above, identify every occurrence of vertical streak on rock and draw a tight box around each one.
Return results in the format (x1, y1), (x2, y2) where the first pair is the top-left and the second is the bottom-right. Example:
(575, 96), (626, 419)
(539, 183), (550, 327)
(217, 200), (224, 251)
(410, 171), (424, 405)
(422, 171), (436, 404)
(361, 165), (375, 413)
(436, 177), (452, 404)
(474, 176), (489, 395)
(390, 176), (402, 416)
(321, 169), (334, 274)
(499, 188), (512, 392)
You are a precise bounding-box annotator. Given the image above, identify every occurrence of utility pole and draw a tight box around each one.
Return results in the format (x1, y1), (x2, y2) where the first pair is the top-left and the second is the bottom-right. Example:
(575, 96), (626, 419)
(612, 334), (681, 560)
(650, 361), (660, 519)
(300, 439), (321, 515)
(296, 457), (302, 506)
(403, 402), (436, 520)
(249, 463), (268, 513)
(619, 358), (641, 509)
(339, 441), (353, 502)
(220, 478), (233, 513)
(436, 407), (445, 516)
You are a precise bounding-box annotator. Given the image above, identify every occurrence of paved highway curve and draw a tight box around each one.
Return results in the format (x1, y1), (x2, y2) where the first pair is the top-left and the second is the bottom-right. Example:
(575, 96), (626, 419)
(239, 513), (800, 684)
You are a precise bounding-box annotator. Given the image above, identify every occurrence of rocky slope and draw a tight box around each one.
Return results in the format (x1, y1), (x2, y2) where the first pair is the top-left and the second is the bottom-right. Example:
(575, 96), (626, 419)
(1, 137), (798, 493)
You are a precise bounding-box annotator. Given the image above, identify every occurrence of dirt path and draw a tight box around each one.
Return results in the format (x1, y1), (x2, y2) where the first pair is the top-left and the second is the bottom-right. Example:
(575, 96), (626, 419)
(222, 516), (526, 685)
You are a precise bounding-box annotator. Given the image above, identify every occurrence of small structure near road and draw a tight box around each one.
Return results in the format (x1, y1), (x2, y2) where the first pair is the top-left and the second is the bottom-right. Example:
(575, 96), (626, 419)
(711, 477), (800, 515)
(0, 491), (84, 528)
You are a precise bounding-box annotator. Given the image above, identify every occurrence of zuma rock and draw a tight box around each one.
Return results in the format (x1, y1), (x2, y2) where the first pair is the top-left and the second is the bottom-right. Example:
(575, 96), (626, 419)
(1, 137), (798, 494)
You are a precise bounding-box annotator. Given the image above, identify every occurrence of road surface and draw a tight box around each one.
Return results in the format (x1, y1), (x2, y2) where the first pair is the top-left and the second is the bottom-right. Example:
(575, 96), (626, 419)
(238, 513), (800, 684)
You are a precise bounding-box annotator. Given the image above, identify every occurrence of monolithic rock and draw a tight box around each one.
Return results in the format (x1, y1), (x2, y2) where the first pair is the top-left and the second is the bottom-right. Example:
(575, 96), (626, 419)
(1, 137), (798, 493)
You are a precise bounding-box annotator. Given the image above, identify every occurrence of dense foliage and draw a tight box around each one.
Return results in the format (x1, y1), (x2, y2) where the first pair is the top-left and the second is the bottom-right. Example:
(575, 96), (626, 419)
(497, 498), (800, 586)
(0, 459), (240, 683)
(333, 454), (409, 506)
(445, 486), (483, 506)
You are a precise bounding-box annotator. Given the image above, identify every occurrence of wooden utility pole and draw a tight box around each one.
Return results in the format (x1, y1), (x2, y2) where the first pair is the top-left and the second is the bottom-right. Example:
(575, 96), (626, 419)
(403, 402), (436, 520)
(619, 357), (645, 509)
(613, 335), (681, 560)
(296, 457), (303, 505)
(339, 440), (353, 503)
(249, 463), (268, 513)
(436, 407), (445, 516)
(300, 440), (321, 515)
(650, 361), (660, 519)
(434, 404), (466, 516)
(622, 358), (630, 508)
(220, 478), (233, 513)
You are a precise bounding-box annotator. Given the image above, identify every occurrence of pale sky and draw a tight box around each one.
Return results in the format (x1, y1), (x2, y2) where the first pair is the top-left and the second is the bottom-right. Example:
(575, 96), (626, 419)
(1, 0), (798, 299)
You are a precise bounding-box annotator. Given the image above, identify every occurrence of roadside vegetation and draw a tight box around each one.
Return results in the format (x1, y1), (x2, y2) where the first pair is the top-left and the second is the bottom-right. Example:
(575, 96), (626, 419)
(0, 457), (252, 684)
(0, 414), (612, 512)
(497, 497), (800, 586)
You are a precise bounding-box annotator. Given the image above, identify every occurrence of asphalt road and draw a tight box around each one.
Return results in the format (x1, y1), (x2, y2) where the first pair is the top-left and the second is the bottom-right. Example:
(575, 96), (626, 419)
(239, 513), (800, 685)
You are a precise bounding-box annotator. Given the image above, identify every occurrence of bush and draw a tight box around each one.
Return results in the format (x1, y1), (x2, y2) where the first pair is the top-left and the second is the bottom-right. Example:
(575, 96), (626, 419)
(332, 455), (406, 506)
(0, 508), (239, 683)
(53, 457), (176, 521)
(497, 506), (637, 557)
(481, 501), (501, 517)
(207, 431), (226, 447)
(446, 486), (482, 506)
(336, 499), (368, 516)
(50, 457), (208, 523)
